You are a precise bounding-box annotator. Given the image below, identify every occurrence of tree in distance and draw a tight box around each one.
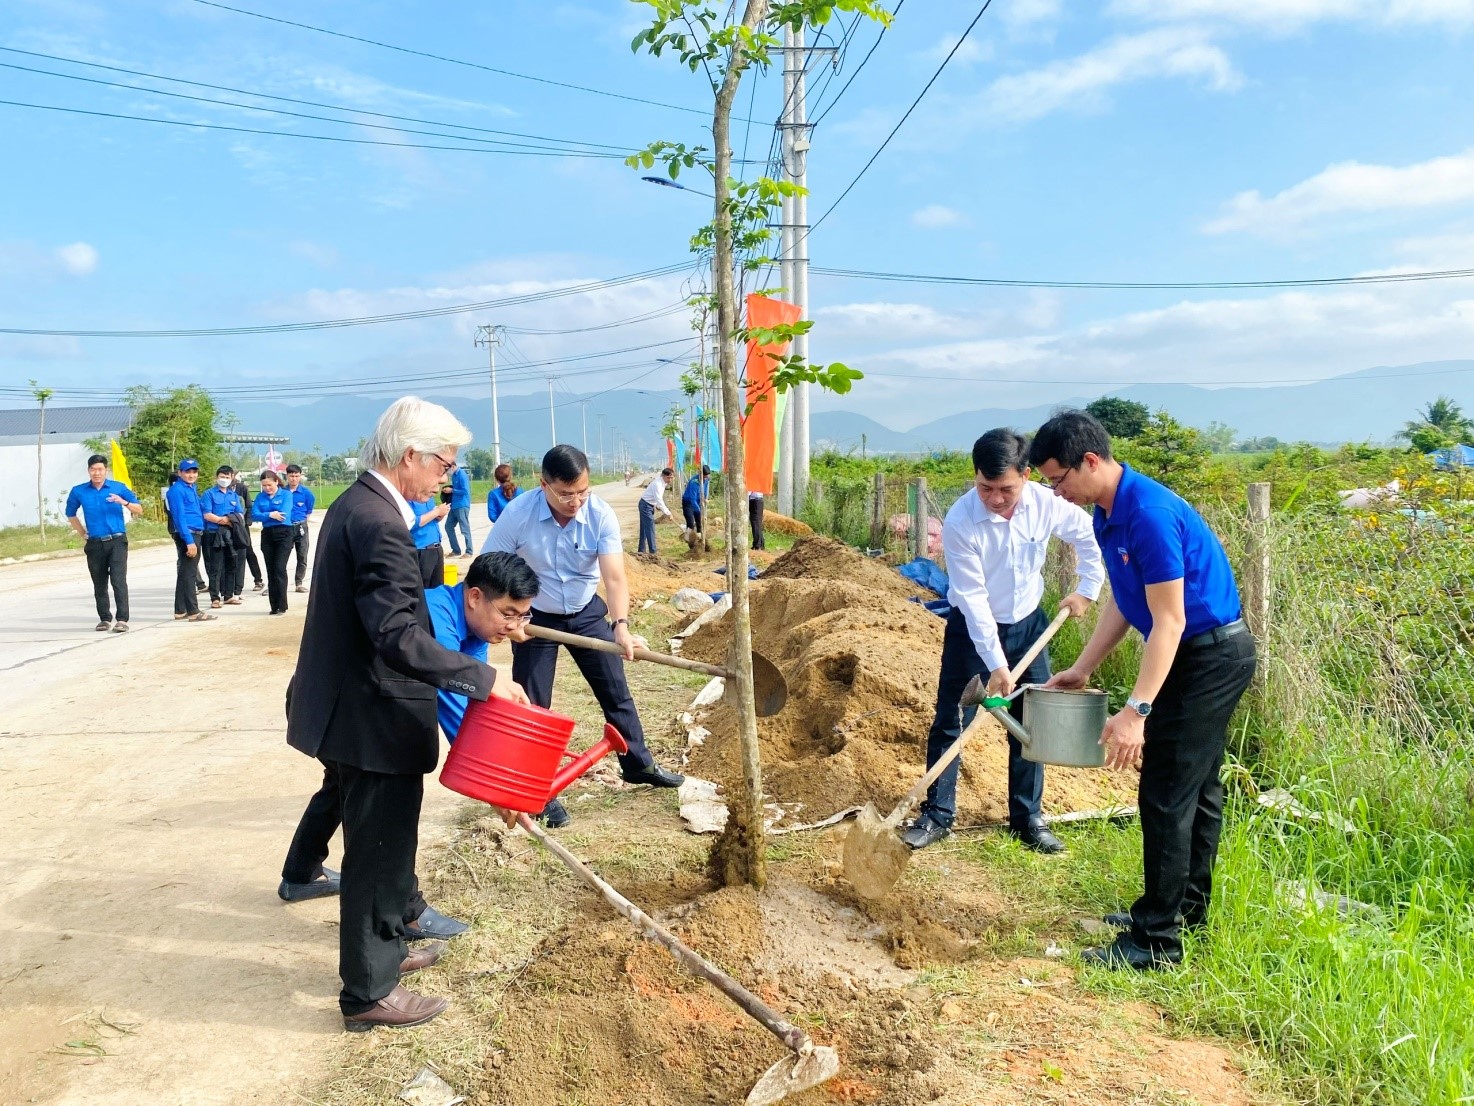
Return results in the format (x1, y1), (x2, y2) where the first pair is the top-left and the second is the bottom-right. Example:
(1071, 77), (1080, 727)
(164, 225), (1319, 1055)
(1400, 395), (1474, 453)
(1086, 396), (1150, 439)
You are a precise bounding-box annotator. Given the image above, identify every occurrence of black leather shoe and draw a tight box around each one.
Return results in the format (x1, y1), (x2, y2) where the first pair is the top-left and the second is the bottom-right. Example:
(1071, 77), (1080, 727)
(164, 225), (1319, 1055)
(1009, 824), (1066, 854)
(537, 798), (571, 829)
(404, 905), (470, 941)
(900, 816), (951, 850)
(278, 866), (341, 902)
(621, 763), (685, 788)
(1103, 911), (1132, 929)
(1081, 933), (1181, 971)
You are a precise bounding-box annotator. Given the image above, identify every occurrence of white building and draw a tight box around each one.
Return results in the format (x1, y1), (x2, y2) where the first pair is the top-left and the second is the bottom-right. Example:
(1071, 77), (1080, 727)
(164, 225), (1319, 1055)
(0, 405), (133, 530)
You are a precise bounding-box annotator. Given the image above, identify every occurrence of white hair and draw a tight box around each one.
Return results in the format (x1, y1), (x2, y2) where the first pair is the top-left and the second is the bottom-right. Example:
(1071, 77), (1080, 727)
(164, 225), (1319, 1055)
(359, 396), (472, 472)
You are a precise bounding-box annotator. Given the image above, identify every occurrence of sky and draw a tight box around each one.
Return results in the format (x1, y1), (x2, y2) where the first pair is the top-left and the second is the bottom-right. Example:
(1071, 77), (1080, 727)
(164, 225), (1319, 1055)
(2, 0), (1473, 443)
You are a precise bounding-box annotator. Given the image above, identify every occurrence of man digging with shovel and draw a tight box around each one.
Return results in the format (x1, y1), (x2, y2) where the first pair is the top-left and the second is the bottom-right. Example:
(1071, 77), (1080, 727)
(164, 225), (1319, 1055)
(903, 429), (1105, 854)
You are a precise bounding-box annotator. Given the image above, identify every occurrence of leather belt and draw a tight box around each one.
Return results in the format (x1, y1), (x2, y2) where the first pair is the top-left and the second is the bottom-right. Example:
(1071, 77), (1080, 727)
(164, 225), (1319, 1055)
(1183, 618), (1249, 649)
(87, 533), (126, 542)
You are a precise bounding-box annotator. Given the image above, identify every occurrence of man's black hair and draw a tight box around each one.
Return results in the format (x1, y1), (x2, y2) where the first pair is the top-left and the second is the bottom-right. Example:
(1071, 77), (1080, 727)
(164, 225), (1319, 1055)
(971, 429), (1030, 479)
(216, 464), (234, 476)
(87, 453), (107, 468)
(285, 463), (302, 474)
(541, 444), (589, 483)
(661, 467), (673, 477)
(1028, 409), (1114, 469)
(466, 551), (540, 602)
(701, 465), (711, 477)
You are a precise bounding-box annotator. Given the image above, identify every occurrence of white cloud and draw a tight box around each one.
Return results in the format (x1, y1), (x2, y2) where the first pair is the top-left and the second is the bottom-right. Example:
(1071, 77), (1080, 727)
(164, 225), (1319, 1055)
(0, 240), (98, 280)
(922, 34), (995, 66)
(1205, 148), (1474, 235)
(982, 28), (1241, 124)
(910, 204), (970, 229)
(1002, 0), (1063, 30)
(1109, 0), (1474, 30)
(54, 242), (98, 275)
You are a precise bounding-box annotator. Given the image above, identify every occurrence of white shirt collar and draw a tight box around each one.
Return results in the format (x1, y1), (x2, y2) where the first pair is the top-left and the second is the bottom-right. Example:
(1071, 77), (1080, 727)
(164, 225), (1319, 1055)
(963, 481), (1042, 525)
(366, 469), (416, 529)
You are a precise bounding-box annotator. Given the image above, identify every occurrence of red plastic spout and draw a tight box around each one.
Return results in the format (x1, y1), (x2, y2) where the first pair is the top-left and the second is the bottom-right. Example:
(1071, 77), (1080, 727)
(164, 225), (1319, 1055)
(548, 723), (630, 799)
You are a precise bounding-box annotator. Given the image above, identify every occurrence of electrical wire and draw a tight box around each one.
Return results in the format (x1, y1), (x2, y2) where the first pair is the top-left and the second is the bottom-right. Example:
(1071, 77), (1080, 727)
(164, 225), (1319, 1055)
(858, 362), (1474, 387)
(810, 265), (1474, 290)
(810, 0), (907, 127)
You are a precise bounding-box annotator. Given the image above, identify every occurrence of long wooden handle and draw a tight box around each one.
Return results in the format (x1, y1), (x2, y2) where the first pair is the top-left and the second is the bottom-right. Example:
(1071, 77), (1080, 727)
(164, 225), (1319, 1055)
(519, 813), (812, 1054)
(1008, 607), (1071, 684)
(523, 623), (731, 679)
(890, 710), (991, 825)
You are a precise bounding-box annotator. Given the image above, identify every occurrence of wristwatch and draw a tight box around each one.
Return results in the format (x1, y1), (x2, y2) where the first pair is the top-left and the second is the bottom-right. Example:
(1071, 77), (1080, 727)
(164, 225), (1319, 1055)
(611, 618), (629, 628)
(1125, 697), (1152, 717)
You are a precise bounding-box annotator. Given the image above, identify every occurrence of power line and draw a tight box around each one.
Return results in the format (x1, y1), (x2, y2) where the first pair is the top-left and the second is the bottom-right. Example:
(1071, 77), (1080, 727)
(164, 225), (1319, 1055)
(859, 362), (1474, 388)
(810, 0), (906, 128)
(0, 263), (692, 338)
(811, 265), (1474, 290)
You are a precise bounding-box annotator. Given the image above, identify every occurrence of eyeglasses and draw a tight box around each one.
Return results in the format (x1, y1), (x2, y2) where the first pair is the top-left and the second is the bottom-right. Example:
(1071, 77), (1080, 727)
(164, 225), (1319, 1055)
(427, 452), (457, 476)
(494, 607), (534, 626)
(546, 486), (590, 505)
(1044, 467), (1075, 490)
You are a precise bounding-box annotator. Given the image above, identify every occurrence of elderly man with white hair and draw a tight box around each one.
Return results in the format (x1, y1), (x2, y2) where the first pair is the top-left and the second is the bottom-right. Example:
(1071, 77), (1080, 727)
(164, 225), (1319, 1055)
(283, 397), (529, 1033)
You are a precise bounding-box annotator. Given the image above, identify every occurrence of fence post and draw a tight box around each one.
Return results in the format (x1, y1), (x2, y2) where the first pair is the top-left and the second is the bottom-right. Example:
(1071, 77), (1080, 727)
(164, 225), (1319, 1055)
(870, 471), (886, 550)
(1244, 483), (1271, 650)
(912, 477), (928, 559)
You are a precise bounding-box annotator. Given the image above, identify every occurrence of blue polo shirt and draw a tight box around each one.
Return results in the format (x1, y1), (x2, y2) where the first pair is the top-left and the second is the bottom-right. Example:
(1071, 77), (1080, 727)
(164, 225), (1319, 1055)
(486, 483), (524, 522)
(198, 486), (242, 533)
(288, 484), (315, 523)
(682, 476), (708, 508)
(411, 500), (443, 550)
(449, 467), (472, 510)
(251, 487), (292, 528)
(65, 479), (138, 539)
(1094, 464), (1242, 640)
(483, 488), (622, 616)
(424, 582), (488, 741)
(165, 479), (204, 539)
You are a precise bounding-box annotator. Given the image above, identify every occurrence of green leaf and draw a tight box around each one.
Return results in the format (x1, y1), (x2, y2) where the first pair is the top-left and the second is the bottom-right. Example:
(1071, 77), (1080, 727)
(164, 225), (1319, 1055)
(642, 150), (656, 169)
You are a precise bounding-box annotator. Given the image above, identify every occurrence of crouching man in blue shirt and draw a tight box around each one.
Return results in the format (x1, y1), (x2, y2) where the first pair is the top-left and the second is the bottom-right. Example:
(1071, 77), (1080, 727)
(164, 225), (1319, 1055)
(1030, 410), (1257, 971)
(278, 552), (539, 940)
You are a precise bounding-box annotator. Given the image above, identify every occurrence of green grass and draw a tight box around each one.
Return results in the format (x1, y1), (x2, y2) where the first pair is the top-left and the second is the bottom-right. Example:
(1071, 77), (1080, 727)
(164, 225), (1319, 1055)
(0, 520), (172, 560)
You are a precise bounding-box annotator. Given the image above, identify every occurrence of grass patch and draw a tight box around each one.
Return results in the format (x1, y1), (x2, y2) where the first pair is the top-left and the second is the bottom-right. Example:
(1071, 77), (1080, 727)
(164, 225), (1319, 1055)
(0, 520), (172, 560)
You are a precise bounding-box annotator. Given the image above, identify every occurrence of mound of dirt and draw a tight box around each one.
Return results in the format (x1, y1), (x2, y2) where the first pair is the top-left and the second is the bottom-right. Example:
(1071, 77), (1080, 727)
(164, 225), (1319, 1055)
(681, 574), (1133, 826)
(759, 536), (925, 600)
(762, 511), (814, 537)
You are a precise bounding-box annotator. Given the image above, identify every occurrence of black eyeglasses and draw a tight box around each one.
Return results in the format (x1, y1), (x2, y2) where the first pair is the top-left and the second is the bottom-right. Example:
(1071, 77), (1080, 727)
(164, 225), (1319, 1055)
(1045, 467), (1075, 490)
(428, 452), (457, 476)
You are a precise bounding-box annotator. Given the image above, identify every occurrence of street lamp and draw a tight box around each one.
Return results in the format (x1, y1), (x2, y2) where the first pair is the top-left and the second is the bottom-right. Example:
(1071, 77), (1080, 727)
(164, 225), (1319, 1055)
(641, 176), (714, 199)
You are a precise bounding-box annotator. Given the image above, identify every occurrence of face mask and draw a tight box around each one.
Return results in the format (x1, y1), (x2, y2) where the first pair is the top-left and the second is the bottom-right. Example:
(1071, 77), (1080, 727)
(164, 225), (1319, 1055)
(217, 477), (232, 488)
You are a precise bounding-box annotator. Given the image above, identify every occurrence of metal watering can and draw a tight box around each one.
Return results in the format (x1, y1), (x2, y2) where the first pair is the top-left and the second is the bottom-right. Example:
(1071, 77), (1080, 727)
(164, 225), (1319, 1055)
(962, 675), (1109, 768)
(440, 695), (629, 812)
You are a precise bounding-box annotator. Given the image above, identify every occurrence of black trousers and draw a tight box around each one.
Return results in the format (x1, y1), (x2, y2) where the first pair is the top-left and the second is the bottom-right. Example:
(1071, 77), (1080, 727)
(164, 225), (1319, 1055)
(328, 761), (426, 1015)
(1131, 630), (1257, 957)
(84, 537), (129, 622)
(416, 545), (445, 590)
(291, 522), (311, 586)
(204, 529), (238, 601)
(510, 593), (656, 775)
(260, 526), (292, 613)
(919, 606), (1052, 830)
(173, 530), (201, 616)
(682, 503), (702, 533)
(235, 526), (262, 591)
(749, 496), (765, 550)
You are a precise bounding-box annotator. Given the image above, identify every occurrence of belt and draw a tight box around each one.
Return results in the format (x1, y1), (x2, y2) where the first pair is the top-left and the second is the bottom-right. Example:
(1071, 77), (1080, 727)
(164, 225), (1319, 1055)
(87, 533), (126, 542)
(1183, 618), (1248, 649)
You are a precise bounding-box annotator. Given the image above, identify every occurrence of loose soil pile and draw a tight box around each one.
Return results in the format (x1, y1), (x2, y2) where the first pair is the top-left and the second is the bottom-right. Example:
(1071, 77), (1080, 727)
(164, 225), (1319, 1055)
(682, 539), (1134, 826)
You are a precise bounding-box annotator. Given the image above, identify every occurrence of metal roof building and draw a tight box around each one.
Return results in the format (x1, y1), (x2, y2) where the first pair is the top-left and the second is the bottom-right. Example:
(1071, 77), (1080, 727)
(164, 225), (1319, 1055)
(0, 405), (136, 528)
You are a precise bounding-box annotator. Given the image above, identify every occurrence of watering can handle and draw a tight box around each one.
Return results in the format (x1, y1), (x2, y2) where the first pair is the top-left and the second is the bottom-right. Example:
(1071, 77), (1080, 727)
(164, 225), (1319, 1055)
(548, 723), (630, 799)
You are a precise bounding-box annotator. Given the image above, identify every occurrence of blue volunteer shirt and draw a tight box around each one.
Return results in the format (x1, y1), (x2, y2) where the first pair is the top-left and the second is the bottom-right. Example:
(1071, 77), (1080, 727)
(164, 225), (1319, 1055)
(424, 582), (488, 741)
(251, 487), (292, 527)
(682, 476), (708, 508)
(1094, 463), (1242, 640)
(198, 486), (242, 533)
(411, 500), (443, 550)
(486, 483), (523, 522)
(65, 479), (138, 539)
(166, 479), (204, 539)
(288, 484), (315, 523)
(483, 488), (621, 616)
(449, 467), (472, 509)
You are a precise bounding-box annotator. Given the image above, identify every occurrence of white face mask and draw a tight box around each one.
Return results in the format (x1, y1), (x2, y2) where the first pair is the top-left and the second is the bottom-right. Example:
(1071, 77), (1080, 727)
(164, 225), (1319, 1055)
(217, 477), (232, 488)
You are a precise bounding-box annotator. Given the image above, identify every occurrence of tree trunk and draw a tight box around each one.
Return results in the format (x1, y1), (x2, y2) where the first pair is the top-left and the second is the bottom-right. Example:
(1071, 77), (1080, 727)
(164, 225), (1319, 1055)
(711, 0), (770, 890)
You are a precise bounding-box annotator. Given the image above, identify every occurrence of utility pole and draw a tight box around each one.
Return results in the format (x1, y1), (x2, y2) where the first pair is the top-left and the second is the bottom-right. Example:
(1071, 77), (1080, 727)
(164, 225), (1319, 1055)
(546, 377), (557, 448)
(580, 400), (589, 456)
(597, 413), (605, 475)
(474, 324), (505, 466)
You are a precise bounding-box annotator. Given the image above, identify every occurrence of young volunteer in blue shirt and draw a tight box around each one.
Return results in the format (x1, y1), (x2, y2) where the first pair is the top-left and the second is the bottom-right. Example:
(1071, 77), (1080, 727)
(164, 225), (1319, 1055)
(444, 463), (473, 557)
(1029, 410), (1257, 970)
(483, 444), (684, 827)
(681, 465), (710, 536)
(284, 464), (315, 593)
(65, 453), (143, 632)
(164, 458), (214, 622)
(485, 462), (524, 523)
(198, 465), (244, 608)
(411, 493), (450, 589)
(251, 469), (294, 615)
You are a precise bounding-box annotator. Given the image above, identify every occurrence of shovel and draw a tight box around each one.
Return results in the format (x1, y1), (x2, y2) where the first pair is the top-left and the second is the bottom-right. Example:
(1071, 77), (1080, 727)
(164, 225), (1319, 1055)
(522, 623), (788, 717)
(843, 607), (1071, 900)
(519, 812), (839, 1105)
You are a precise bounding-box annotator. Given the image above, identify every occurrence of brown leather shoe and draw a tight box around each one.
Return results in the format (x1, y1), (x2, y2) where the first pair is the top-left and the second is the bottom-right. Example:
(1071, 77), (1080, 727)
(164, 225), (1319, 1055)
(342, 985), (448, 1033)
(399, 939), (447, 976)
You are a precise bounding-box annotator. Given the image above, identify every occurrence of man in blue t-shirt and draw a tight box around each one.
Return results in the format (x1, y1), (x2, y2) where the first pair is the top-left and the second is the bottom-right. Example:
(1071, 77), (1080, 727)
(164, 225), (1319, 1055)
(1029, 410), (1256, 971)
(65, 453), (143, 632)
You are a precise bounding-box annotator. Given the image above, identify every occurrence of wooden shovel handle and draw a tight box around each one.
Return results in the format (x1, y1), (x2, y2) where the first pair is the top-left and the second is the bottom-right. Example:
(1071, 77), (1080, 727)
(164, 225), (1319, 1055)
(522, 623), (731, 679)
(1008, 607), (1071, 684)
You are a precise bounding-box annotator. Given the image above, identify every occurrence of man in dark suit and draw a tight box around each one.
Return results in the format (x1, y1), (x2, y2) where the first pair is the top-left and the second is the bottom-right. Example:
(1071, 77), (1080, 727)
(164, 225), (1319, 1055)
(286, 396), (528, 1032)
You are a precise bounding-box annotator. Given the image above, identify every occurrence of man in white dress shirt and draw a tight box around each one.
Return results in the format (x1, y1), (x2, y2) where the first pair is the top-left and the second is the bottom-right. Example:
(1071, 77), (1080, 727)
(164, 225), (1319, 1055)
(903, 429), (1106, 853)
(637, 466), (674, 553)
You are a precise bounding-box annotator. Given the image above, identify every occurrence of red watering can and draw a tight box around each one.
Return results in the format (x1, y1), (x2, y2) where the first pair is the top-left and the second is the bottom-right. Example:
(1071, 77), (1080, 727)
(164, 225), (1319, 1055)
(439, 695), (629, 814)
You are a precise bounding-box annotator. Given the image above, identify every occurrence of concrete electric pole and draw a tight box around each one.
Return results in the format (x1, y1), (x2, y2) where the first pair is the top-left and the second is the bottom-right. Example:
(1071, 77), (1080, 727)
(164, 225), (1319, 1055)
(474, 324), (505, 466)
(546, 377), (557, 448)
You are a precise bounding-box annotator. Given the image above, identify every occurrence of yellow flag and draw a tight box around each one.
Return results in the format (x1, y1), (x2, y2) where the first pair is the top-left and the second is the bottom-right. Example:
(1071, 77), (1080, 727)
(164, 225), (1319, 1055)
(110, 439), (133, 491)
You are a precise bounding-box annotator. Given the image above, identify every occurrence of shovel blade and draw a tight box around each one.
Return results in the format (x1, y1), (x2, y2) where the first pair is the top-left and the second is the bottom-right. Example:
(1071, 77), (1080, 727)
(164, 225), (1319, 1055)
(745, 1046), (840, 1106)
(751, 651), (788, 717)
(842, 803), (911, 901)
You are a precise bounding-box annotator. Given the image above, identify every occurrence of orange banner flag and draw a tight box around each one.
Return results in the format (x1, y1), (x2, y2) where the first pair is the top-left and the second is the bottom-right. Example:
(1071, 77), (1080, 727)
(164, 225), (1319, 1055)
(741, 293), (802, 495)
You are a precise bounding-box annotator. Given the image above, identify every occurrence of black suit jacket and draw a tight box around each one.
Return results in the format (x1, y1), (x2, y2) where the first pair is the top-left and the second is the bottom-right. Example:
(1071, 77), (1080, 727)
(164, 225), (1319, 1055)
(286, 473), (495, 775)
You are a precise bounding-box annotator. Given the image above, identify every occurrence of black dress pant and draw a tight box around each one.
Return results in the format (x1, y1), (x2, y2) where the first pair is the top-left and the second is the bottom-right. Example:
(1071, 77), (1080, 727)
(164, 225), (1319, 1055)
(235, 525), (262, 591)
(330, 760), (425, 1015)
(682, 503), (701, 533)
(204, 529), (238, 601)
(84, 536), (129, 622)
(173, 530), (201, 616)
(918, 606), (1052, 830)
(291, 522), (311, 586)
(260, 525), (292, 613)
(748, 495), (766, 550)
(416, 545), (445, 590)
(1131, 630), (1257, 958)
(510, 593), (656, 775)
